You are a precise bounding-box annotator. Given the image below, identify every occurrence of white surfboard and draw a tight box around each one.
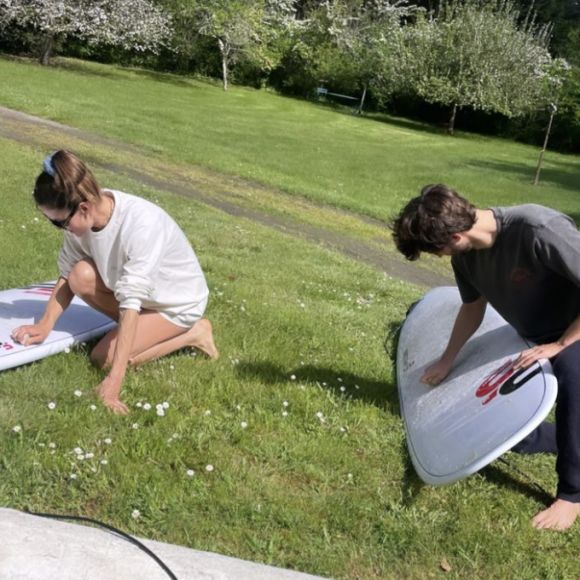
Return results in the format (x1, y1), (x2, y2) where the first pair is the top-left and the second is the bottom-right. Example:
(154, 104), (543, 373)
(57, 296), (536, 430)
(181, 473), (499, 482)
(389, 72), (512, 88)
(397, 286), (558, 486)
(0, 281), (116, 372)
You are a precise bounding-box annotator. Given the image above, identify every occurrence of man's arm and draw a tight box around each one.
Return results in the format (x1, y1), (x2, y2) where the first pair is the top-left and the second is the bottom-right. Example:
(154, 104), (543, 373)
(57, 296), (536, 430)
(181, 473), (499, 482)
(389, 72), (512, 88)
(515, 313), (580, 369)
(421, 297), (487, 385)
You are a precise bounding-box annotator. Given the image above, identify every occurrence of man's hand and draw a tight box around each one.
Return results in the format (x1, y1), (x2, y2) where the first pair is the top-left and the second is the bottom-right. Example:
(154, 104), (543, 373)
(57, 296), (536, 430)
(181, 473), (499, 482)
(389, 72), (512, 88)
(95, 375), (129, 415)
(515, 342), (566, 369)
(12, 323), (51, 346)
(420, 359), (453, 386)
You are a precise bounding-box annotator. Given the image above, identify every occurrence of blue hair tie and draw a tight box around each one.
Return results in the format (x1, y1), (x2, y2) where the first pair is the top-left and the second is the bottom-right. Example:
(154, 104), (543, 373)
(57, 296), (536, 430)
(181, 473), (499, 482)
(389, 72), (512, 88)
(43, 153), (56, 177)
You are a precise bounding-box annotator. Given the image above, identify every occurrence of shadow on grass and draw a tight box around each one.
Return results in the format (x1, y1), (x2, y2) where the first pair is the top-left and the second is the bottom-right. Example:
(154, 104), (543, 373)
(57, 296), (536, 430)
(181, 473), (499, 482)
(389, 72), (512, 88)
(235, 360), (400, 415)
(464, 159), (580, 193)
(481, 461), (553, 507)
(53, 58), (217, 89)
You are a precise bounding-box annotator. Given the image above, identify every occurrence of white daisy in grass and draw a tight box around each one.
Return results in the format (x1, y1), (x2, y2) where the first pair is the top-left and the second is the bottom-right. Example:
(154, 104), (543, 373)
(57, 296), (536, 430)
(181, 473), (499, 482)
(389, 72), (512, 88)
(340, 386), (346, 392)
(132, 423), (139, 430)
(205, 410), (211, 416)
(235, 405), (241, 411)
(104, 438), (112, 445)
(136, 402), (143, 408)
(186, 469), (195, 477)
(282, 411), (288, 417)
(205, 465), (214, 472)
(70, 473), (77, 480)
(74, 390), (82, 397)
(100, 460), (108, 465)
(131, 510), (141, 519)
(90, 405), (97, 411)
(73, 447), (83, 455)
(48, 442), (56, 449)
(47, 402), (56, 410)
(240, 422), (248, 428)
(85, 453), (94, 459)
(283, 401), (289, 407)
(12, 425), (21, 433)
(316, 412), (324, 419)
(290, 375), (296, 380)
(162, 402), (170, 409)
(156, 406), (165, 417)
(64, 347), (70, 354)
(143, 403), (151, 411)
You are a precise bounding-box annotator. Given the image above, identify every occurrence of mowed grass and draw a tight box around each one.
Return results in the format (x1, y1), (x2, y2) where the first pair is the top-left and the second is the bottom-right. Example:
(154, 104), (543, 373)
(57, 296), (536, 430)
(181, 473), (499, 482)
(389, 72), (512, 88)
(1, 56), (580, 580)
(0, 56), (579, 224)
(1, 139), (580, 579)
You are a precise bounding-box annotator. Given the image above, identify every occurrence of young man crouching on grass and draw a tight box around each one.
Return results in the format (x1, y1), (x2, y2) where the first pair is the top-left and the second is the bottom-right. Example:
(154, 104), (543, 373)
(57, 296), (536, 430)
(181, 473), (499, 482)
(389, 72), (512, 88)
(392, 184), (580, 531)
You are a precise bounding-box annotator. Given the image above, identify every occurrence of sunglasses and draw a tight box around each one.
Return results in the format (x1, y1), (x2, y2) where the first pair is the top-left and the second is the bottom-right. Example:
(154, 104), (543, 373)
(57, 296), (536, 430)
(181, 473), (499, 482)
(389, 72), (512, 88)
(46, 204), (79, 230)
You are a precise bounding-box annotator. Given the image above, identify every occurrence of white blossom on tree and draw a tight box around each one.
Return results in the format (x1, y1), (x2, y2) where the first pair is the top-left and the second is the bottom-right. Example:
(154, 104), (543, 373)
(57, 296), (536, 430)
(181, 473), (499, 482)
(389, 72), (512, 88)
(0, 0), (171, 65)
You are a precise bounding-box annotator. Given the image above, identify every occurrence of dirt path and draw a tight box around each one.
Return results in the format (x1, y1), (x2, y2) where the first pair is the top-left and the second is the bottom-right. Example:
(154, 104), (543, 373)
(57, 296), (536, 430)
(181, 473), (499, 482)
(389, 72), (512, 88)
(0, 106), (452, 288)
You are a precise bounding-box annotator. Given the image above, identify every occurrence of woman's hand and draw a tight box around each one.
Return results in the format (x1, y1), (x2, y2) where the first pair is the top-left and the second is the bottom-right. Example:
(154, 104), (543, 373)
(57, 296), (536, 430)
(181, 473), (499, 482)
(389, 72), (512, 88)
(420, 358), (453, 386)
(11, 323), (51, 346)
(95, 374), (129, 415)
(515, 342), (566, 369)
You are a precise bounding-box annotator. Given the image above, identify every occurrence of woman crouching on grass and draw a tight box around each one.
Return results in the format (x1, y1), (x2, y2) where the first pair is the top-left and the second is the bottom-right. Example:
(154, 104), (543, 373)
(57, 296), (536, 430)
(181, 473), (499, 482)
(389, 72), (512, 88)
(12, 150), (218, 414)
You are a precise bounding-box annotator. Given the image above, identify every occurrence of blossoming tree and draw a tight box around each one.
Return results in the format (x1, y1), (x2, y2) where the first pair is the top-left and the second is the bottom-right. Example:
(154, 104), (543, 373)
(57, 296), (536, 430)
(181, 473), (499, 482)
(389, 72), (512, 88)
(400, 0), (557, 134)
(0, 0), (171, 65)
(192, 0), (296, 90)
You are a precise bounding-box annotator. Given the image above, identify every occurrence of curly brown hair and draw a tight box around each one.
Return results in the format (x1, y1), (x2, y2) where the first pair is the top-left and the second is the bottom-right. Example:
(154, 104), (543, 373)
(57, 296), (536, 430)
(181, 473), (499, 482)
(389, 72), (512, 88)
(391, 184), (477, 261)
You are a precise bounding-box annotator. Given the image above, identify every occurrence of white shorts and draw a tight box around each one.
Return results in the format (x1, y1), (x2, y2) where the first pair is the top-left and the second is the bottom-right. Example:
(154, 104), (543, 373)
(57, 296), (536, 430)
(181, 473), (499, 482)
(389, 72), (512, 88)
(157, 296), (208, 329)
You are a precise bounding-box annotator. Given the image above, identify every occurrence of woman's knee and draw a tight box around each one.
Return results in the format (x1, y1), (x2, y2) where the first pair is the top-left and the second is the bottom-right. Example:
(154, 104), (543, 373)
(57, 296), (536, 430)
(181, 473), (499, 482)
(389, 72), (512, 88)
(68, 259), (98, 297)
(90, 340), (114, 369)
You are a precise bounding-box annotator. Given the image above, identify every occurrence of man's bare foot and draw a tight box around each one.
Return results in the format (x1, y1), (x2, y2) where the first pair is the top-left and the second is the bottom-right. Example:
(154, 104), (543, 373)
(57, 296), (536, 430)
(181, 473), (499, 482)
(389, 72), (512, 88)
(532, 499), (580, 531)
(187, 318), (219, 359)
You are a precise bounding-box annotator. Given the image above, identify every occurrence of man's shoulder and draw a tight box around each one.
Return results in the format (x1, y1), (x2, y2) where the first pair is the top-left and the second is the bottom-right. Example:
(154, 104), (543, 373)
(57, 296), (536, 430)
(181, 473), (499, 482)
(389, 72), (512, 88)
(496, 204), (571, 230)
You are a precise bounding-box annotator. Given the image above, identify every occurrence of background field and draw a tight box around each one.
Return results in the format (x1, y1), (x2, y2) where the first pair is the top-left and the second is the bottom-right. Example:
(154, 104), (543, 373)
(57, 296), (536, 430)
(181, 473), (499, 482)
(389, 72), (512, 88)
(0, 57), (580, 580)
(0, 56), (579, 223)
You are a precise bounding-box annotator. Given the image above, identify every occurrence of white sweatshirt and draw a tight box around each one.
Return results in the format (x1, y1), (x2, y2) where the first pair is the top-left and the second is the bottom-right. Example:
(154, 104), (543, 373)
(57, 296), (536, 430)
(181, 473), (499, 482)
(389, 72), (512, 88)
(58, 190), (209, 327)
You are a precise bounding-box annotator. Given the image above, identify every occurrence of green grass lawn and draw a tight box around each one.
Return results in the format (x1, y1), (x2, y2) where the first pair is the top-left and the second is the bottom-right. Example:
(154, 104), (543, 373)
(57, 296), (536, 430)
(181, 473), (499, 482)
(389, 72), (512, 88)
(0, 56), (579, 224)
(1, 56), (580, 580)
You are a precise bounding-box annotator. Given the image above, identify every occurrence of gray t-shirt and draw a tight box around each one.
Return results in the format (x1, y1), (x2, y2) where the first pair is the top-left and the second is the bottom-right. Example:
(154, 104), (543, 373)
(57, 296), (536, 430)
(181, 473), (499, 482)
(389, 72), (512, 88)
(452, 204), (580, 344)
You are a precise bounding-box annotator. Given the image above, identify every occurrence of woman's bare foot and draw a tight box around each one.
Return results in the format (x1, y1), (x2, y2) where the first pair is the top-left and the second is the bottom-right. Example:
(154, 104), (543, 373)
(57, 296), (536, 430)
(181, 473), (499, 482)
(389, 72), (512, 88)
(128, 318), (219, 367)
(532, 499), (580, 531)
(186, 318), (219, 359)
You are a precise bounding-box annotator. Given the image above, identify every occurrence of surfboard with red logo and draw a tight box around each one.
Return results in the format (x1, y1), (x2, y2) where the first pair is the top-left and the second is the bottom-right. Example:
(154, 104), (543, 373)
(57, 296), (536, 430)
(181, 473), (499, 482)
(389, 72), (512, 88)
(397, 286), (558, 486)
(0, 281), (116, 372)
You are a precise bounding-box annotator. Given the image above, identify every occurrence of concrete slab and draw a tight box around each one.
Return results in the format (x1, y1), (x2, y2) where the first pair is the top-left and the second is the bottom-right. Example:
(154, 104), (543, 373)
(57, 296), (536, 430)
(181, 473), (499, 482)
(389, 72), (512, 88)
(0, 509), (332, 580)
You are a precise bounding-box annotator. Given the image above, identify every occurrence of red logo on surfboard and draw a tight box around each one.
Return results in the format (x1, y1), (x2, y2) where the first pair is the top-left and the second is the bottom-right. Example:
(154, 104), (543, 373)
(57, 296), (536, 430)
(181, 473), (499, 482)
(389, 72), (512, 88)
(476, 359), (542, 405)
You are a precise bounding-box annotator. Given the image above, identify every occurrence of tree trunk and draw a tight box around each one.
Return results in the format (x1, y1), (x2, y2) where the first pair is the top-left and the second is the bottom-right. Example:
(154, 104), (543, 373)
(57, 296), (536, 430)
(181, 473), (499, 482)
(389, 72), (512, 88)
(533, 104), (557, 186)
(39, 34), (55, 66)
(448, 103), (458, 135)
(218, 39), (228, 91)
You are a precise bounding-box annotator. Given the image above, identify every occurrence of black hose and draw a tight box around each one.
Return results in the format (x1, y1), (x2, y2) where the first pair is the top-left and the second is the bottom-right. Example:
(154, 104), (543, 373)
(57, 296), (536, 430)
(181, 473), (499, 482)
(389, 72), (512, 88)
(27, 511), (179, 580)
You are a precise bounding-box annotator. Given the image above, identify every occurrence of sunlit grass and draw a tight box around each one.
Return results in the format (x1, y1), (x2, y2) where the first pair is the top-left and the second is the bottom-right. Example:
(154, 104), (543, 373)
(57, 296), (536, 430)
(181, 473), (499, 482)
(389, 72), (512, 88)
(1, 59), (580, 579)
(0, 55), (579, 224)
